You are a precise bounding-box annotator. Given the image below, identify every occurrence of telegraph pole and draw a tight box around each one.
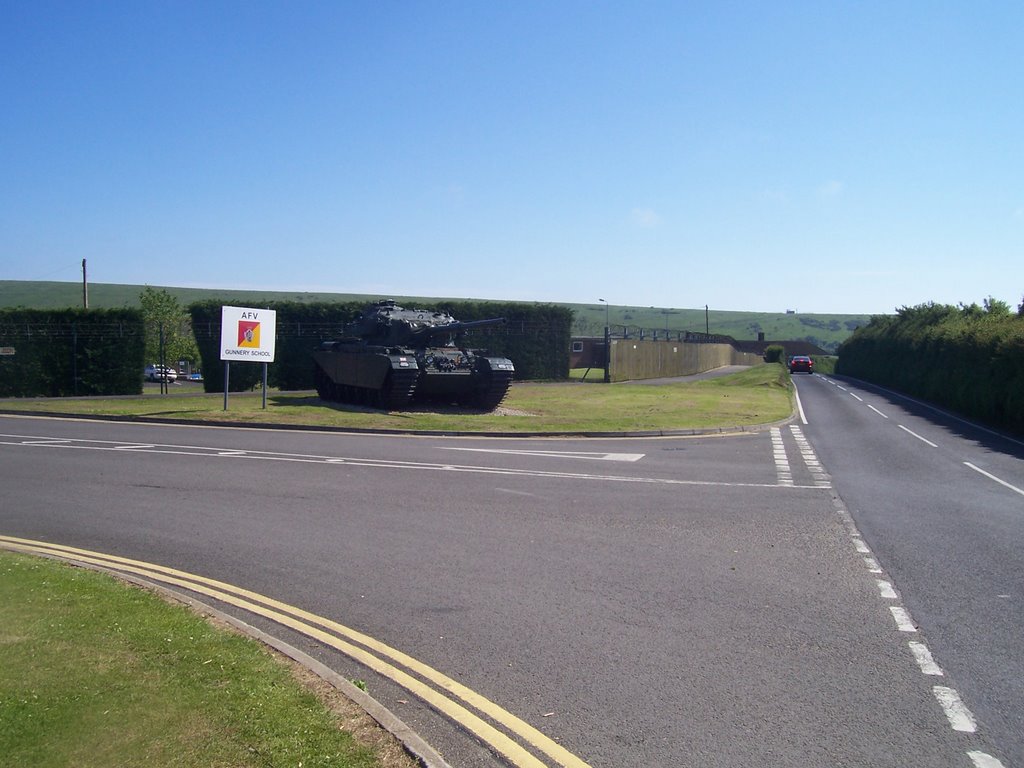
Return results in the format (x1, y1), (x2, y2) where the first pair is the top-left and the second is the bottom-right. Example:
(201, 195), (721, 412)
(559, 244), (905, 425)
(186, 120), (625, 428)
(82, 259), (88, 309)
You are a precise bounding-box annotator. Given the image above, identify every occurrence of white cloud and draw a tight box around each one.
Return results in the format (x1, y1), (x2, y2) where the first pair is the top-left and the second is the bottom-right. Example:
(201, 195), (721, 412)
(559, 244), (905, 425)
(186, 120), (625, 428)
(630, 208), (661, 228)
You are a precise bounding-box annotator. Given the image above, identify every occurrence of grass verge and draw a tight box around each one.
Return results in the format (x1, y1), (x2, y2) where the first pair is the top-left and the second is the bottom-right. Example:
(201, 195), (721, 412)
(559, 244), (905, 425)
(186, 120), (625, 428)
(0, 550), (414, 768)
(1, 364), (794, 433)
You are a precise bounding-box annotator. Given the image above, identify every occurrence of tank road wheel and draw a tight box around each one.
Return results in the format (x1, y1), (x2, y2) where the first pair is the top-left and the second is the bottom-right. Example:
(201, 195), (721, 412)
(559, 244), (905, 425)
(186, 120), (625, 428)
(466, 367), (514, 411)
(334, 383), (350, 404)
(349, 384), (368, 406)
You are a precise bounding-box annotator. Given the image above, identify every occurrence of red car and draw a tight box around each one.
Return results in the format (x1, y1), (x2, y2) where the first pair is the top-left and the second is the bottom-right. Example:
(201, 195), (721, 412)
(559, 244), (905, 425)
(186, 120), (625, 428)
(788, 355), (814, 374)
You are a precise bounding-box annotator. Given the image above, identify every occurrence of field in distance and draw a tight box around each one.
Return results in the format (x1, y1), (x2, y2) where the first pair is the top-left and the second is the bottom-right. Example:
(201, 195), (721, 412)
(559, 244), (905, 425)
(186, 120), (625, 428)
(0, 280), (873, 351)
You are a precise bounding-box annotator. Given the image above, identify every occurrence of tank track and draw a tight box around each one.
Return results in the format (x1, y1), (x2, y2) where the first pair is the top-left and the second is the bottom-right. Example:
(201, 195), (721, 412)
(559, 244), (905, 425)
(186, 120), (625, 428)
(378, 368), (419, 410)
(315, 366), (419, 411)
(463, 367), (514, 411)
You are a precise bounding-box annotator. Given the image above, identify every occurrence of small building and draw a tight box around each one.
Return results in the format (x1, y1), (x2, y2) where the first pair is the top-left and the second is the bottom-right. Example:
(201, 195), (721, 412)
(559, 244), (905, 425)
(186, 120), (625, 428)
(569, 336), (607, 369)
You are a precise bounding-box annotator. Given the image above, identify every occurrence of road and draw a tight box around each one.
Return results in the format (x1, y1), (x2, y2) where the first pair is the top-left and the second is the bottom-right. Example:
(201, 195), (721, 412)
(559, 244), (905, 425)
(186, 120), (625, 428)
(0, 376), (1020, 767)
(796, 373), (1024, 767)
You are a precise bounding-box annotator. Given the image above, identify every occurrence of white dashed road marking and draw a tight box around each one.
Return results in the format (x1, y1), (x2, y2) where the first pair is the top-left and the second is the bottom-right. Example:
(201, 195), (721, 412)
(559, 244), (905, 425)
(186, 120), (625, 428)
(969, 751), (1008, 768)
(897, 424), (938, 448)
(964, 462), (1024, 497)
(837, 500), (1001, 765)
(933, 686), (977, 732)
(770, 426), (831, 488)
(770, 427), (793, 486)
(876, 580), (898, 599)
(821, 380), (1011, 768)
(889, 606), (917, 632)
(789, 425), (830, 487)
(908, 642), (944, 676)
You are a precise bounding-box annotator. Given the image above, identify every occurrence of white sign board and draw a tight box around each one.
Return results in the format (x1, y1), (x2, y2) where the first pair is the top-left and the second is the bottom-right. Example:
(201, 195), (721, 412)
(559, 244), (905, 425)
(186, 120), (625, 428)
(219, 306), (277, 362)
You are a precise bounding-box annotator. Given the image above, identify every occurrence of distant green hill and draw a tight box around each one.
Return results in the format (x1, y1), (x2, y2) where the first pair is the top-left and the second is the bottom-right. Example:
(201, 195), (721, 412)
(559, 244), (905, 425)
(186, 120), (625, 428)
(0, 280), (872, 352)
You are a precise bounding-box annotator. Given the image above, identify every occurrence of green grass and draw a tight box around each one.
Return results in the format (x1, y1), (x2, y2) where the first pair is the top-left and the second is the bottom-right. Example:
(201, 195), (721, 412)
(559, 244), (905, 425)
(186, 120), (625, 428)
(2, 364), (794, 433)
(568, 367), (606, 381)
(0, 550), (393, 768)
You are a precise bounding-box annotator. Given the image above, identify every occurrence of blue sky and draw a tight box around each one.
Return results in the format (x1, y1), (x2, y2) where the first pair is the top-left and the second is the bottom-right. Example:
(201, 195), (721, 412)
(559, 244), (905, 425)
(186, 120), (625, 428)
(2, 1), (1021, 315)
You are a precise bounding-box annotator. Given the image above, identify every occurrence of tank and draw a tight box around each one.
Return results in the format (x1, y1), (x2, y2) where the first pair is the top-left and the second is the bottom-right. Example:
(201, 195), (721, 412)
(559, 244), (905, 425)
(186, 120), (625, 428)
(312, 300), (515, 411)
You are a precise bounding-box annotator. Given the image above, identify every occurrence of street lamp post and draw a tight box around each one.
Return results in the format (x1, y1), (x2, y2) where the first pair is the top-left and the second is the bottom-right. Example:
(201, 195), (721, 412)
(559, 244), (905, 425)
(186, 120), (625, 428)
(598, 299), (610, 383)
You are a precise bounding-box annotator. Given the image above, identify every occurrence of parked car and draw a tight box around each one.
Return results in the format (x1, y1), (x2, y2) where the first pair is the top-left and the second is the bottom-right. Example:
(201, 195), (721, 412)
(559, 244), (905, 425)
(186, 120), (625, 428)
(144, 364), (178, 382)
(788, 355), (814, 374)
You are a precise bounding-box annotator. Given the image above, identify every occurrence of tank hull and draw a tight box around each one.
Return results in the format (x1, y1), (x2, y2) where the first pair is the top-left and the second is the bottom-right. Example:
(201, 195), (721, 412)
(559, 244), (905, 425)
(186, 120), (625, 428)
(313, 343), (514, 411)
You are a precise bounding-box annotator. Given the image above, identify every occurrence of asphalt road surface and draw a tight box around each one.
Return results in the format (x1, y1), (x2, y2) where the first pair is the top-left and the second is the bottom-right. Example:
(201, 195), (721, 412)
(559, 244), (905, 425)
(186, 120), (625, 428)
(1, 377), (1020, 768)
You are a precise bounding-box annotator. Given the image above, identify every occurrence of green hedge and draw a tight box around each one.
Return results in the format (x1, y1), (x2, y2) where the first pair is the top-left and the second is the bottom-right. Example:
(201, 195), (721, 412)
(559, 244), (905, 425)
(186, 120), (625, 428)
(189, 301), (355, 392)
(189, 299), (573, 393)
(837, 302), (1024, 434)
(0, 309), (146, 397)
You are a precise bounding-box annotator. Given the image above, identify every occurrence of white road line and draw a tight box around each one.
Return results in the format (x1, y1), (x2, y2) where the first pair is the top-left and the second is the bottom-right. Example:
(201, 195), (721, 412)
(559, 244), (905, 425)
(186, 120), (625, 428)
(853, 537), (871, 554)
(0, 434), (823, 490)
(863, 557), (882, 573)
(770, 427), (793, 486)
(964, 462), (1024, 497)
(789, 425), (830, 487)
(850, 392), (863, 401)
(442, 448), (645, 463)
(932, 686), (977, 732)
(897, 425), (938, 448)
(968, 751), (1007, 768)
(836, 503), (988, 758)
(890, 606), (917, 632)
(876, 580), (898, 599)
(867, 404), (889, 419)
(908, 641), (944, 676)
(829, 376), (1024, 450)
(793, 383), (808, 424)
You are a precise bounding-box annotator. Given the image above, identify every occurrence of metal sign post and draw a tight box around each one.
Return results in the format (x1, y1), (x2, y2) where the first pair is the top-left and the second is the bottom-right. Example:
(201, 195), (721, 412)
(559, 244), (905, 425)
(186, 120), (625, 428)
(219, 305), (277, 411)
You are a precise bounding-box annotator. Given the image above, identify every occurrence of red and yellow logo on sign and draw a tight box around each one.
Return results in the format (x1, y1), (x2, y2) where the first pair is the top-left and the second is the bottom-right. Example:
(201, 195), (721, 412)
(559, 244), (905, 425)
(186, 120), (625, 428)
(237, 320), (261, 348)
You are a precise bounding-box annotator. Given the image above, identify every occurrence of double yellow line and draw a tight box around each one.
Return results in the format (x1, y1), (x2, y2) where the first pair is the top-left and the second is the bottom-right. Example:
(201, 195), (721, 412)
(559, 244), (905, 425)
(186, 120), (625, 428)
(0, 535), (592, 768)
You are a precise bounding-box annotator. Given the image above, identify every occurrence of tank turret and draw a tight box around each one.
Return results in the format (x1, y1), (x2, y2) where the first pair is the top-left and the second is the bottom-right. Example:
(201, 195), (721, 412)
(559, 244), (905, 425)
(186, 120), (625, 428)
(312, 300), (515, 411)
(339, 300), (507, 347)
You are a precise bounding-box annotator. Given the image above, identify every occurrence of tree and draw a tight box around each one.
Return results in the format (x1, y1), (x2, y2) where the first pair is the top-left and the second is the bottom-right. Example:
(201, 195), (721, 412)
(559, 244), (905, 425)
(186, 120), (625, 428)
(983, 296), (1012, 316)
(139, 287), (199, 368)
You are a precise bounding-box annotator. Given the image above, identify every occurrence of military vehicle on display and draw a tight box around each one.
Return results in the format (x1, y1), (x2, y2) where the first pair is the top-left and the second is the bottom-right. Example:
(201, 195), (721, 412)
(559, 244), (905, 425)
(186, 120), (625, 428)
(312, 300), (515, 411)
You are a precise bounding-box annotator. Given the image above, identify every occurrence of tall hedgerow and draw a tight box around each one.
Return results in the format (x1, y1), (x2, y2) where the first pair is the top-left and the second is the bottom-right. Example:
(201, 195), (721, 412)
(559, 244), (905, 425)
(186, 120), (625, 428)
(837, 298), (1024, 434)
